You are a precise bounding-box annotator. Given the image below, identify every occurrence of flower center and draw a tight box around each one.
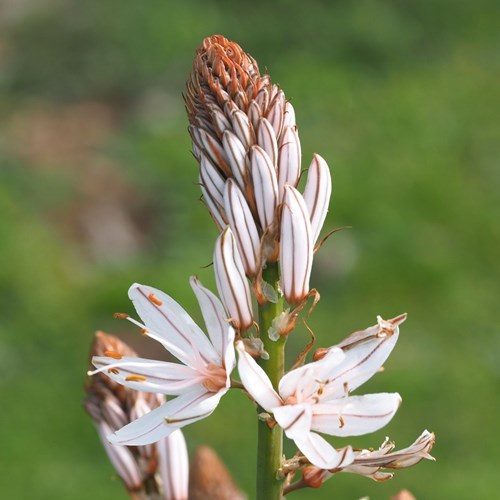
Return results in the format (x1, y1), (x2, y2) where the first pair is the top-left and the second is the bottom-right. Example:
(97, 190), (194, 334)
(202, 363), (227, 393)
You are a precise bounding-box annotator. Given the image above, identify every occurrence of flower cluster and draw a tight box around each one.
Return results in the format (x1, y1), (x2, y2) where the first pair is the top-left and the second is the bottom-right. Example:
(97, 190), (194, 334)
(85, 35), (434, 498)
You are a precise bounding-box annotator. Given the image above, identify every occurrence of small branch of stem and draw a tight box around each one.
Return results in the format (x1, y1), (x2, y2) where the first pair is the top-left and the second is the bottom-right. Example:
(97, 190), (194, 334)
(256, 263), (285, 500)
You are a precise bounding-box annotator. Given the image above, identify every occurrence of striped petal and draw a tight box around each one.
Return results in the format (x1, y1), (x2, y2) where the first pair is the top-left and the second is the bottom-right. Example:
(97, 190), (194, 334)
(236, 341), (282, 410)
(128, 284), (218, 368)
(108, 387), (222, 446)
(321, 314), (405, 400)
(311, 393), (402, 437)
(189, 275), (235, 367)
(303, 154), (332, 244)
(224, 179), (260, 277)
(280, 185), (313, 305)
(91, 356), (204, 395)
(293, 431), (354, 469)
(213, 228), (254, 332)
(278, 348), (345, 402)
(273, 403), (312, 440)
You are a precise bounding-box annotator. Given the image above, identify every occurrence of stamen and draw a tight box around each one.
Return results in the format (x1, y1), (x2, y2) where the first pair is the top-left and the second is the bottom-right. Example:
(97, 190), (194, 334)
(148, 293), (163, 306)
(339, 415), (345, 428)
(141, 328), (148, 336)
(108, 368), (120, 374)
(125, 375), (147, 382)
(343, 381), (349, 396)
(113, 312), (129, 319)
(104, 350), (123, 359)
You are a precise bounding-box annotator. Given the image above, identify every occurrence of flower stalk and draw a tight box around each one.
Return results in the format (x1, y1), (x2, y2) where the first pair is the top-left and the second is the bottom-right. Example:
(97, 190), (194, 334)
(256, 263), (285, 499)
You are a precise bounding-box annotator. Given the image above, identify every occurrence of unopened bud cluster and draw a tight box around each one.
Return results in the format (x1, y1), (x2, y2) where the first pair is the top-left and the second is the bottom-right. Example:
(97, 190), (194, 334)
(186, 35), (332, 316)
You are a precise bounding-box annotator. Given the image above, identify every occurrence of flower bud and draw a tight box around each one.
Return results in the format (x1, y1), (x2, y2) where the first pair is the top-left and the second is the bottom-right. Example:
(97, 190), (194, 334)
(280, 185), (313, 305)
(213, 227), (254, 331)
(257, 117), (278, 167)
(303, 154), (332, 245)
(224, 179), (260, 277)
(278, 126), (301, 200)
(250, 145), (278, 231)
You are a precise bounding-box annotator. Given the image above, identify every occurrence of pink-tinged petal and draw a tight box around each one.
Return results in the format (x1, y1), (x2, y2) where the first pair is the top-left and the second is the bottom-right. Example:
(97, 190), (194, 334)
(128, 284), (218, 368)
(213, 228), (254, 332)
(236, 341), (282, 411)
(250, 145), (279, 230)
(96, 421), (143, 491)
(224, 179), (260, 277)
(257, 117), (278, 167)
(280, 185), (313, 305)
(303, 154), (332, 245)
(108, 388), (220, 446)
(222, 130), (247, 190)
(278, 126), (301, 200)
(158, 430), (189, 500)
(321, 315), (405, 400)
(190, 276), (234, 364)
(273, 403), (312, 440)
(293, 431), (354, 469)
(311, 393), (402, 437)
(278, 348), (345, 402)
(91, 356), (204, 395)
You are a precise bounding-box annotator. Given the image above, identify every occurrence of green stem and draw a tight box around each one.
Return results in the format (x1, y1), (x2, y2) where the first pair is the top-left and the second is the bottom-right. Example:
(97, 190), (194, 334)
(256, 263), (285, 499)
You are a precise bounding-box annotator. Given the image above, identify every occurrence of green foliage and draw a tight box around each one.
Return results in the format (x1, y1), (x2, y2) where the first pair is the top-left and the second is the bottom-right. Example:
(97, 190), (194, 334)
(1, 0), (498, 497)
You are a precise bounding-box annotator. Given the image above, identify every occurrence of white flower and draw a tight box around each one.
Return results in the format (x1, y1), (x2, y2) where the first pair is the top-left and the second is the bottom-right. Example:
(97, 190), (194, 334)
(89, 276), (235, 445)
(237, 314), (407, 469)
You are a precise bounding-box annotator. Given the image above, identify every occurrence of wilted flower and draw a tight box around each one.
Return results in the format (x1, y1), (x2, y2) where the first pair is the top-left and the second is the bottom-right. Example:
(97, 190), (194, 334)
(237, 314), (407, 469)
(88, 277), (235, 445)
(84, 332), (161, 493)
(302, 430), (435, 487)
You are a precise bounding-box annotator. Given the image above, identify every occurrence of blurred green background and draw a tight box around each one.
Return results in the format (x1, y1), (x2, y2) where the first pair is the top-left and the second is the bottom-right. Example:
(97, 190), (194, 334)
(1, 0), (498, 498)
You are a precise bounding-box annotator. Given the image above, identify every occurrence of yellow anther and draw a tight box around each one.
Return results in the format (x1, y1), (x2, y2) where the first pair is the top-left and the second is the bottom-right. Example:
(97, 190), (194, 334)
(108, 368), (120, 374)
(104, 350), (122, 360)
(125, 375), (147, 382)
(113, 312), (129, 319)
(148, 293), (163, 306)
